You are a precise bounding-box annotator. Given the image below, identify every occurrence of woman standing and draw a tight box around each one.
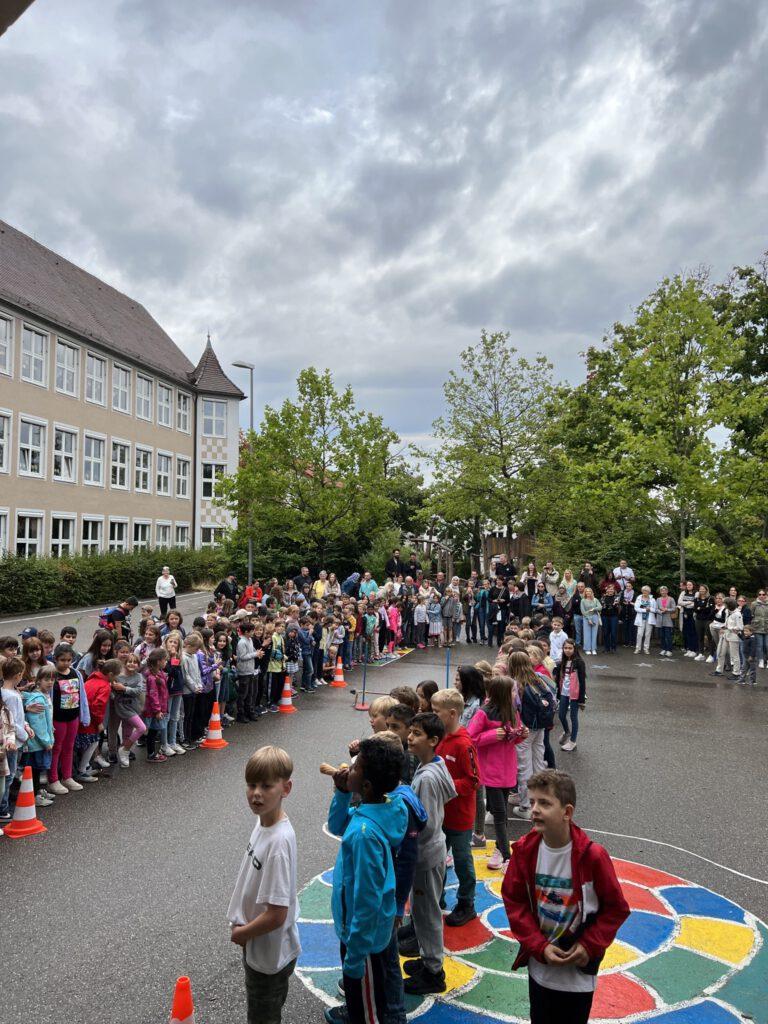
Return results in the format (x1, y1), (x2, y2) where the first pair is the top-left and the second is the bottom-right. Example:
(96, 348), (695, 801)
(656, 586), (677, 657)
(155, 566), (178, 618)
(580, 587), (601, 655)
(678, 581), (697, 656)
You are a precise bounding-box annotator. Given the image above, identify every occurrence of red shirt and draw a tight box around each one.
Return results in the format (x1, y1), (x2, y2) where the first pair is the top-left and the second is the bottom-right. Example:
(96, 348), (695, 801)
(435, 726), (479, 831)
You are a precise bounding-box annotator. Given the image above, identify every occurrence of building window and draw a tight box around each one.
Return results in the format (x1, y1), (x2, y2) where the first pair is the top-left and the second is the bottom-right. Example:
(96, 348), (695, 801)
(200, 526), (225, 548)
(156, 453), (172, 495)
(83, 434), (105, 486)
(0, 511), (8, 554)
(133, 521), (150, 551)
(85, 353), (106, 404)
(136, 374), (153, 420)
(111, 441), (130, 489)
(55, 340), (79, 396)
(16, 512), (43, 557)
(201, 462), (225, 499)
(157, 384), (172, 427)
(176, 457), (190, 498)
(175, 524), (190, 548)
(112, 364), (131, 413)
(156, 522), (171, 547)
(0, 414), (8, 472)
(53, 427), (77, 483)
(82, 517), (103, 555)
(0, 317), (10, 375)
(109, 519), (128, 553)
(177, 392), (190, 432)
(51, 516), (75, 558)
(135, 447), (152, 492)
(19, 418), (46, 477)
(202, 399), (226, 437)
(21, 326), (48, 386)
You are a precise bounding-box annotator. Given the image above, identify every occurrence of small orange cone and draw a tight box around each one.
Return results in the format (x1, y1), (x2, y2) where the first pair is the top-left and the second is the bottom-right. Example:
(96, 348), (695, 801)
(200, 701), (228, 750)
(3, 765), (46, 839)
(278, 675), (297, 714)
(169, 975), (195, 1023)
(331, 657), (347, 688)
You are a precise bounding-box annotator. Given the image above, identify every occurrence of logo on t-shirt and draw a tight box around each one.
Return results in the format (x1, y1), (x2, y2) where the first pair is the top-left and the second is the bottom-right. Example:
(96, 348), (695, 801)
(535, 871), (579, 943)
(246, 840), (263, 871)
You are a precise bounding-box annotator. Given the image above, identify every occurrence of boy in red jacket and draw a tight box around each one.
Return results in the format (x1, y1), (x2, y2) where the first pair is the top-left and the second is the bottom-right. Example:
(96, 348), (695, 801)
(432, 687), (479, 927)
(501, 770), (630, 1023)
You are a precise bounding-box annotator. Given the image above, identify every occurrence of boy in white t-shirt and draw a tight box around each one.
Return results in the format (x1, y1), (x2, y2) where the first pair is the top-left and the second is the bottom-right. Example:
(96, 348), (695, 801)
(227, 746), (301, 1024)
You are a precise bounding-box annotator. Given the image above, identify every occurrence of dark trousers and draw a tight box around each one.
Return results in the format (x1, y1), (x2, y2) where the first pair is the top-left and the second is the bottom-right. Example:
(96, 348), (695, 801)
(243, 954), (296, 1024)
(158, 595), (176, 617)
(529, 975), (593, 1024)
(269, 671), (284, 706)
(301, 657), (315, 691)
(694, 618), (711, 654)
(470, 607), (487, 642)
(443, 827), (476, 905)
(341, 942), (388, 1024)
(602, 614), (618, 651)
(193, 689), (214, 737)
(682, 615), (698, 651)
(237, 674), (255, 716)
(182, 692), (197, 742)
(485, 785), (511, 859)
(383, 925), (406, 1024)
(543, 728), (556, 768)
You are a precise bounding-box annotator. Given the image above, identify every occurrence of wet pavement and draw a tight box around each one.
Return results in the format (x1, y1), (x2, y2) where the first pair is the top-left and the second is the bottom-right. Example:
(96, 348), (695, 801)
(1, 631), (767, 1023)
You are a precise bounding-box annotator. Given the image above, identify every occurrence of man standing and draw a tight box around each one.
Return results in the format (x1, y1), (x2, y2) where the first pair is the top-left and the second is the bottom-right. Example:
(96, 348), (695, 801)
(433, 572), (447, 596)
(539, 562), (560, 597)
(750, 589), (768, 669)
(385, 549), (406, 579)
(214, 573), (239, 605)
(359, 571), (379, 600)
(578, 562), (597, 591)
(612, 560), (635, 592)
(407, 551), (422, 576)
(293, 566), (313, 592)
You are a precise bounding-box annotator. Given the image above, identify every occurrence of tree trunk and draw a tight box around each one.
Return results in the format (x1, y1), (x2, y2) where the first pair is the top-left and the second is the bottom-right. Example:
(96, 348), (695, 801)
(679, 517), (686, 588)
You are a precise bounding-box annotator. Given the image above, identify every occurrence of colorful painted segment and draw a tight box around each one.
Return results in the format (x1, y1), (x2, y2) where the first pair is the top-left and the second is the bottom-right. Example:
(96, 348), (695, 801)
(296, 851), (765, 1023)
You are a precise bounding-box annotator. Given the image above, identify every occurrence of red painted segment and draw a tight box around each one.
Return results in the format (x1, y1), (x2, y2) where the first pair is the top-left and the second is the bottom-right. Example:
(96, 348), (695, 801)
(613, 859), (685, 888)
(443, 917), (492, 951)
(620, 881), (673, 917)
(592, 972), (656, 1017)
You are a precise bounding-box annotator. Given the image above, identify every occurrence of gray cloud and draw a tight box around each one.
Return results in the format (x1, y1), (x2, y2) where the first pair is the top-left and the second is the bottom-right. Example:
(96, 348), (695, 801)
(1, 0), (766, 435)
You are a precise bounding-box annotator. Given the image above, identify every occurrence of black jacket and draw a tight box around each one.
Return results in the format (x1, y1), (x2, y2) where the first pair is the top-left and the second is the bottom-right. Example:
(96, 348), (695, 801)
(214, 578), (238, 602)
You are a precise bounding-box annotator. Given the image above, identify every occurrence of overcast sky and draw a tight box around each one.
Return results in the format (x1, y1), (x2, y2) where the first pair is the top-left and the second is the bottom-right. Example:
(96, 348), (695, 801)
(2, 1), (766, 440)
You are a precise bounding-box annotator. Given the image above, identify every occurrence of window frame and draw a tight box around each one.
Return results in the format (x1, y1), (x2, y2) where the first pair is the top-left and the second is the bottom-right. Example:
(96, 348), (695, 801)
(112, 363), (132, 415)
(176, 455), (191, 499)
(0, 314), (12, 377)
(15, 509), (45, 558)
(55, 338), (80, 397)
(174, 522), (191, 548)
(0, 408), (10, 474)
(136, 374), (154, 422)
(82, 431), (106, 487)
(132, 518), (152, 551)
(81, 515), (104, 556)
(110, 438), (131, 491)
(155, 520), (172, 548)
(50, 513), (77, 558)
(108, 517), (129, 553)
(84, 352), (107, 406)
(18, 415), (47, 478)
(20, 324), (48, 388)
(0, 508), (8, 555)
(201, 461), (226, 500)
(134, 445), (153, 493)
(202, 399), (226, 438)
(157, 383), (173, 428)
(176, 391), (191, 433)
(52, 423), (79, 484)
(200, 525), (225, 548)
(156, 451), (172, 496)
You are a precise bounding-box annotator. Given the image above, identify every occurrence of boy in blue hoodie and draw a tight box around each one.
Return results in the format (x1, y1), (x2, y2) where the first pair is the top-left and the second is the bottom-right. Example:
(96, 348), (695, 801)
(297, 618), (316, 692)
(325, 735), (409, 1024)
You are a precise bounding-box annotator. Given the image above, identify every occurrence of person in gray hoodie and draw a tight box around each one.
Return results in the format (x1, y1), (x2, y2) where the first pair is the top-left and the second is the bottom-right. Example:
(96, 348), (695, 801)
(402, 711), (457, 995)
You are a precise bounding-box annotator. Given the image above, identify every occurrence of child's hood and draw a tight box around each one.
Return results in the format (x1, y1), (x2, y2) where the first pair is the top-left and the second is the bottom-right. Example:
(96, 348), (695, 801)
(391, 784), (428, 832)
(353, 793), (409, 850)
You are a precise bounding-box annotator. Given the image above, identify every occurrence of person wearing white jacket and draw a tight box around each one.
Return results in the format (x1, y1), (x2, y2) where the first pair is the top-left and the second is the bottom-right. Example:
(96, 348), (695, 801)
(634, 587), (657, 654)
(155, 566), (178, 618)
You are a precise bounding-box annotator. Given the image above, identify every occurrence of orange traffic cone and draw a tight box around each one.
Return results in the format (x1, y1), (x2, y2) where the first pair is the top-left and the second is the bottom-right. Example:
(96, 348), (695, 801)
(3, 765), (46, 839)
(200, 701), (228, 750)
(331, 657), (347, 688)
(278, 675), (297, 714)
(169, 975), (195, 1023)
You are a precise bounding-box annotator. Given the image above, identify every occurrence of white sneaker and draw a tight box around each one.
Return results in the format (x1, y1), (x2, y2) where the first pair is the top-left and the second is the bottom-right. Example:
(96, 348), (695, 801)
(694, 654), (705, 661)
(76, 773), (98, 783)
(684, 650), (694, 657)
(61, 777), (84, 791)
(706, 656), (714, 664)
(634, 648), (641, 654)
(592, 650), (597, 655)
(117, 746), (130, 769)
(561, 740), (577, 751)
(173, 743), (186, 755)
(512, 806), (532, 820)
(94, 754), (111, 768)
(35, 793), (54, 806)
(760, 660), (765, 669)
(47, 780), (68, 795)
(161, 744), (176, 757)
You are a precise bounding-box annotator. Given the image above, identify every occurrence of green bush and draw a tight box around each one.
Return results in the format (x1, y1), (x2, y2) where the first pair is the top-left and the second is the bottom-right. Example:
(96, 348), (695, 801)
(0, 548), (228, 616)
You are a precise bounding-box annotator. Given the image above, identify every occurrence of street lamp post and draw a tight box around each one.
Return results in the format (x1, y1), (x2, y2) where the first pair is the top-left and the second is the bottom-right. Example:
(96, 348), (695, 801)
(232, 360), (255, 586)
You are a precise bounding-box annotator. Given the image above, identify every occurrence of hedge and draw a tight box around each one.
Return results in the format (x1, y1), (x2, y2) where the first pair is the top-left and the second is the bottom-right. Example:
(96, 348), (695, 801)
(0, 547), (229, 616)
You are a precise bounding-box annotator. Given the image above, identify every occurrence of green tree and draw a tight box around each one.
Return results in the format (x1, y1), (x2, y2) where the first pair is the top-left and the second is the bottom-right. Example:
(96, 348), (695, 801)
(220, 368), (399, 573)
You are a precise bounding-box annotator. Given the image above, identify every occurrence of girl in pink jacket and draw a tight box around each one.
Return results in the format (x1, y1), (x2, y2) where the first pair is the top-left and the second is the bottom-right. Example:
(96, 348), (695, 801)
(386, 600), (402, 652)
(467, 674), (528, 870)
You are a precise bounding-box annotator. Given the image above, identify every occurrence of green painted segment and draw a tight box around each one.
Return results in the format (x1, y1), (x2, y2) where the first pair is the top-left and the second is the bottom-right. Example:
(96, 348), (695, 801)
(631, 946), (727, 1003)
(298, 879), (333, 920)
(301, 969), (343, 1000)
(455, 937), (522, 973)
(455, 972), (531, 1017)
(716, 922), (768, 1024)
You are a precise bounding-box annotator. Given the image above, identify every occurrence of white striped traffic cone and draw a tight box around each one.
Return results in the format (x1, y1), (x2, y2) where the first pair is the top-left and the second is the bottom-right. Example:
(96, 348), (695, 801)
(200, 701), (228, 750)
(3, 765), (47, 838)
(278, 675), (297, 714)
(331, 657), (346, 688)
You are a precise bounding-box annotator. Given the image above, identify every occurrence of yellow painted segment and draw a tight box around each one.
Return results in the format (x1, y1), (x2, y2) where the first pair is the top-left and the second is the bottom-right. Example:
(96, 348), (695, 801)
(487, 879), (504, 898)
(675, 917), (755, 965)
(600, 941), (640, 971)
(443, 956), (478, 993)
(471, 843), (509, 881)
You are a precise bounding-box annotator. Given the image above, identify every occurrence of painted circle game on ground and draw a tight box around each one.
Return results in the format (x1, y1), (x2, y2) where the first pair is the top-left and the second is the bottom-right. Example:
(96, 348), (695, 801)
(296, 843), (767, 1023)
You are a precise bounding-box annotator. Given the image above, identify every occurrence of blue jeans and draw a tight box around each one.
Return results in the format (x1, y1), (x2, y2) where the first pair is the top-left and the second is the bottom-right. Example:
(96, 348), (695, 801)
(602, 614), (618, 651)
(443, 827), (476, 905)
(167, 694), (183, 746)
(301, 656), (315, 691)
(573, 614), (584, 647)
(384, 923), (406, 1024)
(583, 618), (598, 651)
(558, 696), (580, 742)
(1, 748), (18, 815)
(755, 633), (768, 663)
(659, 625), (673, 653)
(682, 616), (698, 652)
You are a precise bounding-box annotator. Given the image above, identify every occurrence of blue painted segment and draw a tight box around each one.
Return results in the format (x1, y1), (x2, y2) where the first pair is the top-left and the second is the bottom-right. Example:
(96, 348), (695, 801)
(642, 999), (741, 1022)
(616, 909), (675, 953)
(320, 868), (335, 885)
(297, 922), (340, 969)
(412, 1002), (499, 1023)
(445, 864), (458, 888)
(659, 885), (746, 924)
(485, 905), (512, 932)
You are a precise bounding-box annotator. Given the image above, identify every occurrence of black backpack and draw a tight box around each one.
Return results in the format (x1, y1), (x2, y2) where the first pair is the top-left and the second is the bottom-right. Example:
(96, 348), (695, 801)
(525, 679), (556, 729)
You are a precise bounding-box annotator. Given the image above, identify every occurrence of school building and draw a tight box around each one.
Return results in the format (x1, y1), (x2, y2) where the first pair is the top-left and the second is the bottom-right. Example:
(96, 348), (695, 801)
(0, 219), (244, 557)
